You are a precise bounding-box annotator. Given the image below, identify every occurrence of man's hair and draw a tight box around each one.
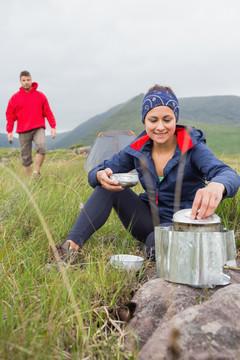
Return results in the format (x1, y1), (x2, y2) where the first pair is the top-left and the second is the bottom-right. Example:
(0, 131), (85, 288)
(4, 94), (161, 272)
(20, 70), (31, 78)
(146, 84), (176, 96)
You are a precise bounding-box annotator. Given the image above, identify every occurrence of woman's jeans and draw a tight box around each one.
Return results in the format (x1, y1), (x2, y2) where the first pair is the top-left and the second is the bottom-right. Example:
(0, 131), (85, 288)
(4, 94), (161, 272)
(67, 185), (157, 258)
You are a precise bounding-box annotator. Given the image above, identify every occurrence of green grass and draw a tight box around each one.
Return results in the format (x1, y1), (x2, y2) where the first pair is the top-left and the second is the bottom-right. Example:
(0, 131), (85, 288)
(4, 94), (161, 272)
(0, 151), (239, 359)
(0, 153), (144, 359)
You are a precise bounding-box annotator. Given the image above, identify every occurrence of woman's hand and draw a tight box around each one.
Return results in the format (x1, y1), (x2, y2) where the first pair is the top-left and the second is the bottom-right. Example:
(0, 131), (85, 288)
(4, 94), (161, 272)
(191, 182), (225, 219)
(96, 168), (124, 192)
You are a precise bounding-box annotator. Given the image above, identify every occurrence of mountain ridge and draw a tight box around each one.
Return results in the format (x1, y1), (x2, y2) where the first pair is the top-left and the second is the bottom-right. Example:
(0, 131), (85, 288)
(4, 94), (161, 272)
(1, 94), (239, 154)
(48, 94), (239, 152)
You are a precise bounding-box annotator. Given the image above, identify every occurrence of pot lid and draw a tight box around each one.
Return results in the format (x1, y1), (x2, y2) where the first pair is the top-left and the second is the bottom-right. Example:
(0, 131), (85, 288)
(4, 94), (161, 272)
(173, 208), (221, 225)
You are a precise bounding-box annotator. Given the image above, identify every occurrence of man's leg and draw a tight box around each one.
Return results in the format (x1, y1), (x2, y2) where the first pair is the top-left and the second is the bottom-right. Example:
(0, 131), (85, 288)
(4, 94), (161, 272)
(33, 128), (46, 174)
(22, 165), (32, 176)
(35, 153), (45, 173)
(18, 132), (33, 176)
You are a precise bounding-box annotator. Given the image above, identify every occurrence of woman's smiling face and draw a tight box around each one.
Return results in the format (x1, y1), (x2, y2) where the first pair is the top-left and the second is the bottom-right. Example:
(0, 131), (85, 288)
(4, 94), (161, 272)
(144, 106), (176, 146)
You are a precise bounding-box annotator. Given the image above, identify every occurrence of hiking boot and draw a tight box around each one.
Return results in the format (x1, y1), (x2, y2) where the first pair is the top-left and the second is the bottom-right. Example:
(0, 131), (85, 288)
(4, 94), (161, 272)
(52, 240), (82, 266)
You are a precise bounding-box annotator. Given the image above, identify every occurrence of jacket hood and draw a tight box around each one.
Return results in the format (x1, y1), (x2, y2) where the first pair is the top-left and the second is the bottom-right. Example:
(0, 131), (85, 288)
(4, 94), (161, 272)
(176, 125), (206, 153)
(20, 82), (38, 93)
(190, 126), (206, 144)
(130, 125), (206, 155)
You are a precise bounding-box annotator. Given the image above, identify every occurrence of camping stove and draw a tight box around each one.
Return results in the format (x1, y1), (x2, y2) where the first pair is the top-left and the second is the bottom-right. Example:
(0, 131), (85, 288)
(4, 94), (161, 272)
(155, 209), (237, 288)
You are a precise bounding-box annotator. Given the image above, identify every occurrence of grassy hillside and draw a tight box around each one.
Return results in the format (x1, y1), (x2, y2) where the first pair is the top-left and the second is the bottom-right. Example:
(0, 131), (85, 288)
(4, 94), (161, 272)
(77, 94), (240, 154)
(3, 94), (240, 154)
(179, 120), (240, 154)
(0, 152), (239, 359)
(0, 133), (19, 148)
(48, 102), (125, 149)
(179, 95), (240, 125)
(78, 94), (144, 146)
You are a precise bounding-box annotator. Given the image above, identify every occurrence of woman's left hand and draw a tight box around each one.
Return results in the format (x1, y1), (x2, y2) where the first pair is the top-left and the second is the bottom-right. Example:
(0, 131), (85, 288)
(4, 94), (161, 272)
(191, 182), (225, 220)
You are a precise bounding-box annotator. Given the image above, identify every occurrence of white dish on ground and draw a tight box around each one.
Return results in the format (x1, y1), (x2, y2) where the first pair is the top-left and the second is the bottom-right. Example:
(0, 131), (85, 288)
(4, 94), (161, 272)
(110, 254), (144, 271)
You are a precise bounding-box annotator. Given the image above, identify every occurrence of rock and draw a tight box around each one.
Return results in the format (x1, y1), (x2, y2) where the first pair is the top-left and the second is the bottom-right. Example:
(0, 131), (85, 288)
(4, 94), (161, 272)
(125, 262), (240, 360)
(137, 284), (240, 360)
(68, 146), (90, 154)
(125, 278), (212, 351)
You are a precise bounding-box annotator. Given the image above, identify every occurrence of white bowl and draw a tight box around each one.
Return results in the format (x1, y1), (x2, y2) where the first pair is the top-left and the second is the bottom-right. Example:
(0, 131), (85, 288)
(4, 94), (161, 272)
(110, 173), (139, 188)
(110, 254), (144, 271)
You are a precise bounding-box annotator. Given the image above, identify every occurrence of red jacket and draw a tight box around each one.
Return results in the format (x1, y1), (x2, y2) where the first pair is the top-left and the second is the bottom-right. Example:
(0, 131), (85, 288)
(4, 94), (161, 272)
(6, 82), (56, 133)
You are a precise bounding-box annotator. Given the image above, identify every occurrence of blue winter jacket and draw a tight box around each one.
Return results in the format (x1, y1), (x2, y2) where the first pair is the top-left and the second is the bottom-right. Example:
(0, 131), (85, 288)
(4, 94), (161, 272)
(88, 125), (240, 223)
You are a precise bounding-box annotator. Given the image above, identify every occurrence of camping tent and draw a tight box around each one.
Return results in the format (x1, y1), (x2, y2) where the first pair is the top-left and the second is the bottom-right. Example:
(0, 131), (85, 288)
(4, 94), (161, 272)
(85, 130), (136, 171)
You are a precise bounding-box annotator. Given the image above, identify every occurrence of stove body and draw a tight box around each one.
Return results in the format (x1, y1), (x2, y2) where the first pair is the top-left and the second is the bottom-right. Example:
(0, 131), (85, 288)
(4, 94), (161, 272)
(155, 209), (236, 288)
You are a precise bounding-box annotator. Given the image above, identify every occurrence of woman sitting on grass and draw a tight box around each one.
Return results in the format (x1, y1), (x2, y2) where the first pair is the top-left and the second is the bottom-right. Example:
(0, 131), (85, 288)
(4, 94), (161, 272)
(55, 84), (240, 263)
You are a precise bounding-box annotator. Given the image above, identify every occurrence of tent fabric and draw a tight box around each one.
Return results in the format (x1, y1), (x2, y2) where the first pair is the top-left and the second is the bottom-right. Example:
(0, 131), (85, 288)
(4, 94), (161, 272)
(85, 130), (136, 172)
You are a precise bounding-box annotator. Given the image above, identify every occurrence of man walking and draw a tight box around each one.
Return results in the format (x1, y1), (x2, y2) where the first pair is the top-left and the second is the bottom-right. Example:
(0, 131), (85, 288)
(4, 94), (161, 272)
(6, 70), (56, 176)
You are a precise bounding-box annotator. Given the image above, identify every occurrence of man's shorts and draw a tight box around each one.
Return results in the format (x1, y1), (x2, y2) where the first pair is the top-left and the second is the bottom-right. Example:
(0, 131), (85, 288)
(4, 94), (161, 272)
(19, 127), (46, 167)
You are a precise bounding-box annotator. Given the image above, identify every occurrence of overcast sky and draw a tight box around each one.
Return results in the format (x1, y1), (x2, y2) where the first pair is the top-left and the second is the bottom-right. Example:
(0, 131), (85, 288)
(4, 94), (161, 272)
(1, 0), (240, 134)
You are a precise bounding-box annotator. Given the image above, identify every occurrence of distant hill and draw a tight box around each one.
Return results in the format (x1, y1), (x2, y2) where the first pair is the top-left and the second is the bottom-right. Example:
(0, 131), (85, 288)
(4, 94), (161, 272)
(69, 94), (145, 147)
(48, 102), (125, 149)
(50, 94), (240, 154)
(0, 102), (124, 150)
(179, 119), (240, 154)
(46, 131), (71, 149)
(1, 95), (240, 154)
(179, 95), (240, 125)
(0, 133), (19, 148)
(0, 132), (69, 150)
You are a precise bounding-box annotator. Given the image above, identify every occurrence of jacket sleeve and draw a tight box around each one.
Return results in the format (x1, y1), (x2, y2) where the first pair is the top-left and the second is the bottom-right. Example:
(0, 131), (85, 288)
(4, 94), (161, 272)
(88, 150), (135, 188)
(191, 143), (240, 198)
(42, 94), (56, 128)
(6, 98), (17, 133)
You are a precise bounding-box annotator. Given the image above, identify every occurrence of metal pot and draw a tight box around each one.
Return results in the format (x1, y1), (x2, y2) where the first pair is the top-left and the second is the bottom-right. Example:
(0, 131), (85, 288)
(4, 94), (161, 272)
(173, 209), (222, 232)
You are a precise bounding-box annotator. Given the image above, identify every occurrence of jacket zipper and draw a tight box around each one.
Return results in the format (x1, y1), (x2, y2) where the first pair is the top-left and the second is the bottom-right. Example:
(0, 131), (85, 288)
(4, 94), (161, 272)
(156, 188), (159, 204)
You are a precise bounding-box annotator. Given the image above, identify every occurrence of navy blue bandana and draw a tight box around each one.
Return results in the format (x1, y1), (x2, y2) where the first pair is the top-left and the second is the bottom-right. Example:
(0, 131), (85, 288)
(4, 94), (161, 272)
(142, 90), (179, 123)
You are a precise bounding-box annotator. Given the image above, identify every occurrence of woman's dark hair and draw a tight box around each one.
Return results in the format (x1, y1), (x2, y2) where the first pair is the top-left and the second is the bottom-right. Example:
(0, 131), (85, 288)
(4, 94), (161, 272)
(146, 84), (176, 96)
